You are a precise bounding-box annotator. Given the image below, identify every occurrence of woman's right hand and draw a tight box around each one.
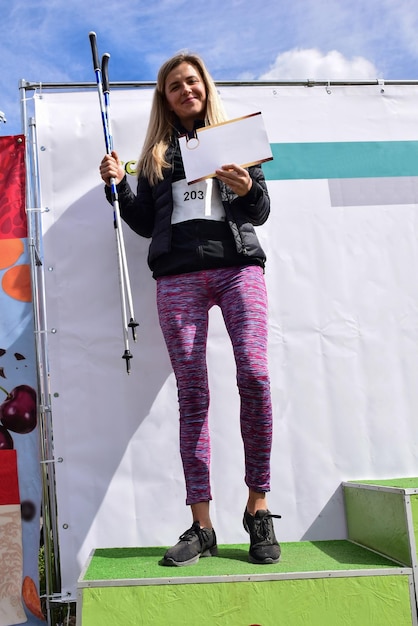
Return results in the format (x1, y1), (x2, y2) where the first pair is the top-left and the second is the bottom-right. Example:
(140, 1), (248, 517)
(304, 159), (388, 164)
(99, 150), (125, 186)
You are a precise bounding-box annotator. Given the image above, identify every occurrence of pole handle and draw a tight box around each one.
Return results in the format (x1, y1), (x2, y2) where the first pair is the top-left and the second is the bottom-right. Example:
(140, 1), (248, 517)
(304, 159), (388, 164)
(88, 31), (100, 72)
(102, 53), (110, 94)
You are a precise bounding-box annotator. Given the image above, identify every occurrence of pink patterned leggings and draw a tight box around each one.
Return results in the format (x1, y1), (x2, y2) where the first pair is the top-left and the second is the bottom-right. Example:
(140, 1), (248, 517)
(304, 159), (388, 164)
(156, 265), (273, 505)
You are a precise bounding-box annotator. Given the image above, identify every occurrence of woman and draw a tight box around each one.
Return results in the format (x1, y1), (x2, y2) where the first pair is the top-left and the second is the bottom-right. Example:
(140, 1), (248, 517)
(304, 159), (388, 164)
(100, 52), (280, 567)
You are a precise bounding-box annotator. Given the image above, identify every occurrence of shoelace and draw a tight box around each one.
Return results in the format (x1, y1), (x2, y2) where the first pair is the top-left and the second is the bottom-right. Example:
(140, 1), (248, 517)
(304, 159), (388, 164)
(179, 522), (201, 542)
(253, 513), (281, 542)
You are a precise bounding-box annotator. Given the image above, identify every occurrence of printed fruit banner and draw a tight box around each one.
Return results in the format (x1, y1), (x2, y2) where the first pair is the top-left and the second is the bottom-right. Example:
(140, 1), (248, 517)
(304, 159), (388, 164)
(0, 135), (44, 625)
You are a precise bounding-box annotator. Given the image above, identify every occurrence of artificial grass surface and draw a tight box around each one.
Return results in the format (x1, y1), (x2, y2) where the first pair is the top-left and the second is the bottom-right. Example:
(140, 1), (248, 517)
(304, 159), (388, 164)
(82, 540), (403, 582)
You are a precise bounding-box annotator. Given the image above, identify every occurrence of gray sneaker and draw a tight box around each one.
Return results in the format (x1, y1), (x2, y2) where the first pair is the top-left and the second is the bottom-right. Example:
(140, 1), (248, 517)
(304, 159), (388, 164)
(161, 521), (218, 567)
(243, 509), (281, 564)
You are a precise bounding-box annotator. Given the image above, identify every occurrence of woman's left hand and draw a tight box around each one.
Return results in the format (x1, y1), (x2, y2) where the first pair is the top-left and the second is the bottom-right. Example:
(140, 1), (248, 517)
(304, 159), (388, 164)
(215, 163), (252, 197)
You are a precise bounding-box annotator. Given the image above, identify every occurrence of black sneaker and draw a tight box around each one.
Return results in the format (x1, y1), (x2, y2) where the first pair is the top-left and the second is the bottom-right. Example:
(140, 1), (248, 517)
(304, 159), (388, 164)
(243, 509), (281, 564)
(161, 521), (218, 567)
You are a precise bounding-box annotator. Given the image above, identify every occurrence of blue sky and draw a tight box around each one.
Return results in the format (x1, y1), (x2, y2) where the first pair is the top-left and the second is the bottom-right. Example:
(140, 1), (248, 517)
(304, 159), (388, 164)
(1, 0), (418, 136)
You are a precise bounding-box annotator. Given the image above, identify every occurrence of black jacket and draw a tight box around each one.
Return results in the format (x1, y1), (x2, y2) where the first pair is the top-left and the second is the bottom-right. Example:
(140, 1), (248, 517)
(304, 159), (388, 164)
(106, 143), (270, 277)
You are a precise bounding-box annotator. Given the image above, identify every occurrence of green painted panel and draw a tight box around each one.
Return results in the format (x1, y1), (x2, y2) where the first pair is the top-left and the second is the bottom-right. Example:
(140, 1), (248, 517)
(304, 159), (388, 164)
(352, 478), (418, 489)
(263, 141), (418, 180)
(81, 575), (413, 626)
(344, 487), (411, 565)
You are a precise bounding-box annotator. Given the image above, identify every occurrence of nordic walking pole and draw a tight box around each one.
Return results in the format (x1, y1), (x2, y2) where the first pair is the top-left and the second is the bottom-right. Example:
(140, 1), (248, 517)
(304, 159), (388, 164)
(101, 52), (138, 341)
(89, 31), (138, 373)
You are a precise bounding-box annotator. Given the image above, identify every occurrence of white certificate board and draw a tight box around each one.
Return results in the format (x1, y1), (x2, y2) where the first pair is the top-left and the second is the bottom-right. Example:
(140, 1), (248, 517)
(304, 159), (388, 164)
(179, 112), (273, 184)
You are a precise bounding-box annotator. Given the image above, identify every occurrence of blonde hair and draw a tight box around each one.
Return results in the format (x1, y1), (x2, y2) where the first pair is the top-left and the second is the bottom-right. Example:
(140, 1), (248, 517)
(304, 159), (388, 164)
(136, 52), (227, 185)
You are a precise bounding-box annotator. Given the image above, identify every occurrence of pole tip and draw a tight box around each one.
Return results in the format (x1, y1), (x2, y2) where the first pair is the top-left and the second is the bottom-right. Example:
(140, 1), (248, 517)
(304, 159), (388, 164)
(122, 350), (133, 374)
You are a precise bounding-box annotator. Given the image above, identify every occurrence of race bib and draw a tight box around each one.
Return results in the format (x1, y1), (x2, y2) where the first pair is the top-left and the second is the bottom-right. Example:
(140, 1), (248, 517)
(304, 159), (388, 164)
(171, 178), (225, 224)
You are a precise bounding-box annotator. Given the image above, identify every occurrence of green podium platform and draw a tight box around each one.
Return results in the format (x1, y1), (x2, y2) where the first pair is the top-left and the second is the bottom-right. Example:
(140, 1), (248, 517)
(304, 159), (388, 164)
(76, 540), (417, 626)
(343, 477), (418, 612)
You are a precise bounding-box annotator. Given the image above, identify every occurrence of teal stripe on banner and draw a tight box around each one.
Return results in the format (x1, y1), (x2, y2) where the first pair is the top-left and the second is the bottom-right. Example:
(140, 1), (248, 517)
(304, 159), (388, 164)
(263, 141), (418, 180)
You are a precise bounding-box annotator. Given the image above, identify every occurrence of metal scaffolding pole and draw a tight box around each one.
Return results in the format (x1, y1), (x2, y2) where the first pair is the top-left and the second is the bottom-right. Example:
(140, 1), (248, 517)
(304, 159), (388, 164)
(21, 84), (63, 625)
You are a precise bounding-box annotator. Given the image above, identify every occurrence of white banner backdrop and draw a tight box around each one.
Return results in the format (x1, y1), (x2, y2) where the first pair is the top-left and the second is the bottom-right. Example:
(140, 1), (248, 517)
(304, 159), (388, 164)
(34, 83), (418, 598)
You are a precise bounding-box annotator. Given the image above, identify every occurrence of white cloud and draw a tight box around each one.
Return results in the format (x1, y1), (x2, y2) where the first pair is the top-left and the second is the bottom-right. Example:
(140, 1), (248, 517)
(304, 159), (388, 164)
(259, 48), (380, 81)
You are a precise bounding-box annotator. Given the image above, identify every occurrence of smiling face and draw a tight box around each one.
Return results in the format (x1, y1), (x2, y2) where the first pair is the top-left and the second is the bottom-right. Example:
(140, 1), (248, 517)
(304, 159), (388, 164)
(164, 62), (207, 131)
